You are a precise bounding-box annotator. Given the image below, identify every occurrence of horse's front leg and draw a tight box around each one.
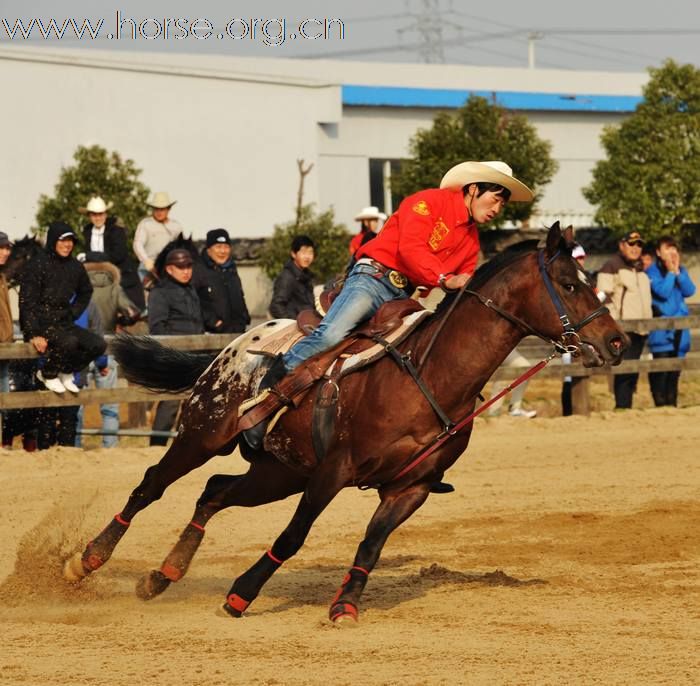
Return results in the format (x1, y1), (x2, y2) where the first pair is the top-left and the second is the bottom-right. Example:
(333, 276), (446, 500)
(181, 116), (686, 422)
(63, 435), (216, 582)
(221, 459), (349, 618)
(329, 482), (431, 624)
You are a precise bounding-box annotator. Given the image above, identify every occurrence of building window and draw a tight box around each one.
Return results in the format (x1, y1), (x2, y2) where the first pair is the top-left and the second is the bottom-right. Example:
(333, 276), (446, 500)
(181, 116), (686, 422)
(369, 159), (405, 215)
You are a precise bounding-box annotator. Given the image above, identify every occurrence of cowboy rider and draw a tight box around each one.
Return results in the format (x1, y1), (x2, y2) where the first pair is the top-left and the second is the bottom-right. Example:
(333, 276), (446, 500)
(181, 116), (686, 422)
(243, 161), (534, 449)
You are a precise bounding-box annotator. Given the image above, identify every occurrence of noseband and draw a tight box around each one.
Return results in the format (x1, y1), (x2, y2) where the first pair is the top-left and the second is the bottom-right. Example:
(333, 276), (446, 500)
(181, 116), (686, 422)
(465, 249), (609, 355)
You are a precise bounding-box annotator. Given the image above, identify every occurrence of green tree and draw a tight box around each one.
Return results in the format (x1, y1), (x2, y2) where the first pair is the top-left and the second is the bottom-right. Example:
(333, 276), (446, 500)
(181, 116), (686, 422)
(35, 145), (150, 245)
(583, 60), (700, 241)
(258, 204), (351, 284)
(392, 95), (558, 226)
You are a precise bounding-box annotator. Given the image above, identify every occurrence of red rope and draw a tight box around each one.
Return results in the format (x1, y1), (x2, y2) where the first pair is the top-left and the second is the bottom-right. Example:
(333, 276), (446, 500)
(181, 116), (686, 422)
(391, 357), (552, 483)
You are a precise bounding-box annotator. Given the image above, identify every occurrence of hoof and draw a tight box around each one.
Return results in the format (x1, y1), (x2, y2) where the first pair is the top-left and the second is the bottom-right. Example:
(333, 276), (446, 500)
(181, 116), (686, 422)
(62, 551), (89, 583)
(217, 602), (244, 619)
(135, 570), (171, 600)
(329, 602), (359, 625)
(332, 613), (359, 628)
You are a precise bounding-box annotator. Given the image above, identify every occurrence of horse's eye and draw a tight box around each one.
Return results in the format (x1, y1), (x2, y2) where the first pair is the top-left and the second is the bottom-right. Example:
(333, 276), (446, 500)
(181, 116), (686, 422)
(564, 283), (576, 293)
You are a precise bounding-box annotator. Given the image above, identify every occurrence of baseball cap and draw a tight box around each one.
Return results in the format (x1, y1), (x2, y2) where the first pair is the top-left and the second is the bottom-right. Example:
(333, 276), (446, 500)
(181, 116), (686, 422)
(206, 228), (231, 248)
(571, 244), (586, 259)
(165, 249), (193, 267)
(0, 231), (11, 247)
(621, 231), (644, 245)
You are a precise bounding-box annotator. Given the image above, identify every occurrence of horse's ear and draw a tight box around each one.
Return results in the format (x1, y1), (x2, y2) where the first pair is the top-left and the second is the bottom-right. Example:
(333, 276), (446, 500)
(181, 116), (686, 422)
(563, 225), (575, 248)
(545, 221), (562, 257)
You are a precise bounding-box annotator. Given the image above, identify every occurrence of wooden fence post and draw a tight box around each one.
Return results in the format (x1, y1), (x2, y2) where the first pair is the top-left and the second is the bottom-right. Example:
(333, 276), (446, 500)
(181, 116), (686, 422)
(570, 376), (591, 416)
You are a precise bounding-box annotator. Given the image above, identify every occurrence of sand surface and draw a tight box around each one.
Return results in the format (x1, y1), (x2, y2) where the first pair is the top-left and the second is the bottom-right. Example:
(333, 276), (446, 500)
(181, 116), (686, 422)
(1, 407), (698, 685)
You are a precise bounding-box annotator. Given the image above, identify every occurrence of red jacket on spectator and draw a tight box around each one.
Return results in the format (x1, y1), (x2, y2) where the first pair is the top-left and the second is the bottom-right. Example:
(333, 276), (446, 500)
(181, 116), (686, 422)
(356, 188), (479, 290)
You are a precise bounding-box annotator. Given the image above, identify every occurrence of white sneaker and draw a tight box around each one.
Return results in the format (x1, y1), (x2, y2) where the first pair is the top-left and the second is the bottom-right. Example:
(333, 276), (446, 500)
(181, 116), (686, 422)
(508, 406), (537, 418)
(37, 370), (66, 394)
(59, 373), (81, 393)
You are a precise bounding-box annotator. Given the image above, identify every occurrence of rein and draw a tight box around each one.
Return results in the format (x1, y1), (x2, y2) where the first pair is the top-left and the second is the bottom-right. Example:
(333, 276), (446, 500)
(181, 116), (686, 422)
(369, 248), (610, 489)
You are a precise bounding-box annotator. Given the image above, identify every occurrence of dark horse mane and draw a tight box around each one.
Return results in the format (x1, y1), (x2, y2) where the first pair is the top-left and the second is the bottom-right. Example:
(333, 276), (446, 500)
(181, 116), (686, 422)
(432, 239), (541, 318)
(152, 233), (201, 279)
(4, 234), (43, 287)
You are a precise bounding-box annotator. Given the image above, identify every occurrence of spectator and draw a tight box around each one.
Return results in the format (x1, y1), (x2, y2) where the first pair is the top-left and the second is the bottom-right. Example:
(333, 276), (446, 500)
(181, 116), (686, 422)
(83, 259), (140, 447)
(198, 228), (250, 334)
(0, 232), (39, 451)
(0, 231), (12, 345)
(561, 243), (606, 415)
(597, 230), (652, 409)
(19, 222), (106, 395)
(133, 192), (186, 282)
(269, 235), (316, 319)
(645, 236), (696, 407)
(81, 196), (145, 311)
(147, 248), (204, 446)
(37, 301), (105, 450)
(349, 206), (387, 256)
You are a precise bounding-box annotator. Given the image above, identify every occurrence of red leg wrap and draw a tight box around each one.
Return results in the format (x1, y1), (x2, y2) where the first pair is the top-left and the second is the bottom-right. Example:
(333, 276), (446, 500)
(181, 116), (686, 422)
(330, 602), (358, 622)
(226, 593), (250, 614)
(160, 563), (183, 581)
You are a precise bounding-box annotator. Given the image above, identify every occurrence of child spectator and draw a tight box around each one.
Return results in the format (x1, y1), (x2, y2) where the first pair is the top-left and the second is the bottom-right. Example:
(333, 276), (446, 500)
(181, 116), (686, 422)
(645, 236), (696, 406)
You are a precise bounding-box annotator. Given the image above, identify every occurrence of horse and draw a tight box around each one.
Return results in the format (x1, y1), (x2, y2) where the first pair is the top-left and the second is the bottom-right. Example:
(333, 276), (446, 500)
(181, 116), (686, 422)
(62, 222), (627, 624)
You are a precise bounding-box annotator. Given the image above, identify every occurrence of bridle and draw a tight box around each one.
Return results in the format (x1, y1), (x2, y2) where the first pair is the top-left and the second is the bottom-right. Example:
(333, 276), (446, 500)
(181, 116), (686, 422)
(463, 248), (609, 355)
(370, 247), (612, 488)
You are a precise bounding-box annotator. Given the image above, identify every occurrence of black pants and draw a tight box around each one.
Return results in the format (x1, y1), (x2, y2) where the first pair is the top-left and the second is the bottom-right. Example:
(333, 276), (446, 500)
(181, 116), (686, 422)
(614, 332), (646, 409)
(648, 351), (681, 407)
(43, 325), (106, 378)
(150, 400), (180, 446)
(37, 406), (80, 449)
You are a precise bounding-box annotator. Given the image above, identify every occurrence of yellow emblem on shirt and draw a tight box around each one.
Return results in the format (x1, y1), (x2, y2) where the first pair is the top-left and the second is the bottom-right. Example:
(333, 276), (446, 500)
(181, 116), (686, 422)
(412, 200), (430, 216)
(428, 218), (449, 250)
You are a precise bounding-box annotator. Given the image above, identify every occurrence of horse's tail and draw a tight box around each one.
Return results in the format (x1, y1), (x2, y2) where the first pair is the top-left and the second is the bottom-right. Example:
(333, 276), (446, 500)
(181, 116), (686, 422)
(112, 335), (217, 393)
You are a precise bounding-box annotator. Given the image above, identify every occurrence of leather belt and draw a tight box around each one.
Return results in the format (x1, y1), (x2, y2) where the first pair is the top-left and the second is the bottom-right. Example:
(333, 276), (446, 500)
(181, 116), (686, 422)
(355, 258), (413, 292)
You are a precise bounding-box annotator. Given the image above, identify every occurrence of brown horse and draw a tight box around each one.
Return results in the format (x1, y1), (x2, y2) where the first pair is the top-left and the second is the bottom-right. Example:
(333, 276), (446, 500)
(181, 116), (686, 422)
(63, 223), (627, 623)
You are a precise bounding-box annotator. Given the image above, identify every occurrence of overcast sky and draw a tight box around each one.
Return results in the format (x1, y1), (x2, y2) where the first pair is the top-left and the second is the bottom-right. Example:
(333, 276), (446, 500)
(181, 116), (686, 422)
(2, 0), (700, 72)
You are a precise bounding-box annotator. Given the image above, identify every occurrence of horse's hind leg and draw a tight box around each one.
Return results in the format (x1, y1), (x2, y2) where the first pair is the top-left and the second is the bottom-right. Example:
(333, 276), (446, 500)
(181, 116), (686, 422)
(64, 434), (219, 582)
(136, 454), (308, 600)
(221, 461), (348, 618)
(329, 482), (430, 624)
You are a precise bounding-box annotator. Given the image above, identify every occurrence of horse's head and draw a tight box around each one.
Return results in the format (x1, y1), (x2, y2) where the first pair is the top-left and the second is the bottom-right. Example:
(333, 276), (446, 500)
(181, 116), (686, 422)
(517, 222), (627, 367)
(4, 235), (43, 286)
(153, 233), (200, 278)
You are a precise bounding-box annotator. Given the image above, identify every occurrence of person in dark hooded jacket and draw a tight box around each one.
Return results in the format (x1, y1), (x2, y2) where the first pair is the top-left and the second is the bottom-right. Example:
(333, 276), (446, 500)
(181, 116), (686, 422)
(198, 228), (250, 334)
(19, 221), (106, 394)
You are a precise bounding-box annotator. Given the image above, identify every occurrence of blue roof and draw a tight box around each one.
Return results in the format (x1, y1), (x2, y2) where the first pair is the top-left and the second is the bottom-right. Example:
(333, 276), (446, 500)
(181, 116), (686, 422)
(342, 85), (642, 113)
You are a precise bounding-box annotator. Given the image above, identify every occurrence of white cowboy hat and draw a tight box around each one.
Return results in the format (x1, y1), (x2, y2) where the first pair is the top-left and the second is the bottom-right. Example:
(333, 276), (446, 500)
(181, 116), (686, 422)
(355, 206), (388, 221)
(147, 191), (176, 209)
(439, 161), (534, 202)
(80, 196), (112, 213)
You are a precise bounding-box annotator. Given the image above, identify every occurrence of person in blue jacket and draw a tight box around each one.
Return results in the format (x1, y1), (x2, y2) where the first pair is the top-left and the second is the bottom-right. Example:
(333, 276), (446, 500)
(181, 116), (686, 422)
(645, 235), (696, 406)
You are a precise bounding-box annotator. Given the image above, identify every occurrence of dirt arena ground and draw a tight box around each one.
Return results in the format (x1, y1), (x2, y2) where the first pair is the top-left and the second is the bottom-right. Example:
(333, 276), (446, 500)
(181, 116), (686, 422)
(1, 406), (698, 685)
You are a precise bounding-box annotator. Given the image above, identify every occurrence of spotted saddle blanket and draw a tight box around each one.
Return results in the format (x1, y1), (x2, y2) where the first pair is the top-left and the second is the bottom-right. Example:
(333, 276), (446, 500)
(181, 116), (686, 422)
(245, 299), (431, 377)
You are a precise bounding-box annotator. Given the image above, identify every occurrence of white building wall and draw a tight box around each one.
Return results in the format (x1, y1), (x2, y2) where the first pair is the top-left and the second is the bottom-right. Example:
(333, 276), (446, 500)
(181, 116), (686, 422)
(0, 49), (340, 239)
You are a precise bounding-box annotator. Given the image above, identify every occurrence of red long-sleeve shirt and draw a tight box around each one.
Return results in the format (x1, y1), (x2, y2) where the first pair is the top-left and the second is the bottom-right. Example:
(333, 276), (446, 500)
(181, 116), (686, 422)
(356, 188), (479, 289)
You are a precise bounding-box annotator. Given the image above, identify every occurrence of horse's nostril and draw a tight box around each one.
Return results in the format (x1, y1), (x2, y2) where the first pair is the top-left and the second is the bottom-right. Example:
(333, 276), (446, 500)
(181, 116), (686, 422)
(609, 337), (623, 351)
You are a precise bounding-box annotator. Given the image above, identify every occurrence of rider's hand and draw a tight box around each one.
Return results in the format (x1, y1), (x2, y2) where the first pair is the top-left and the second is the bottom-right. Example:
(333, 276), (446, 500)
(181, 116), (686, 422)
(31, 336), (48, 353)
(444, 273), (470, 290)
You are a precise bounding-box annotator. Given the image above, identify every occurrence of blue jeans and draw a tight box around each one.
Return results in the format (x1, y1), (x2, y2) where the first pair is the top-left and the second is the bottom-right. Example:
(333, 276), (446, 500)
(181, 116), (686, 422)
(282, 263), (408, 371)
(76, 356), (120, 448)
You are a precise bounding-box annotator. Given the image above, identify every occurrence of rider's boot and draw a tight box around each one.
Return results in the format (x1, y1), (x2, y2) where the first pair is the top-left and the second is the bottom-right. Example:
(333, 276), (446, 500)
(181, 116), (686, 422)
(242, 355), (289, 450)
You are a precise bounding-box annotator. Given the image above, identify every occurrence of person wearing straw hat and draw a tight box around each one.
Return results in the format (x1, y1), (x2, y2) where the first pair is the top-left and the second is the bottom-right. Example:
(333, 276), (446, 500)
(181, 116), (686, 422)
(133, 191), (187, 282)
(80, 196), (144, 311)
(243, 160), (533, 454)
(349, 206), (388, 256)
